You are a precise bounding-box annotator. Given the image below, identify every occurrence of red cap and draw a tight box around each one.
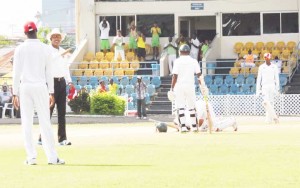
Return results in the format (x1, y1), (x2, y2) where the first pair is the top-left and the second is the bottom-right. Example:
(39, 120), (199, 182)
(24, 21), (37, 33)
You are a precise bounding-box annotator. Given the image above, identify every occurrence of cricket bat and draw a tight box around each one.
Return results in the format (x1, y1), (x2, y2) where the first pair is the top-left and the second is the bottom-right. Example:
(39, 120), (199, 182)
(199, 76), (213, 134)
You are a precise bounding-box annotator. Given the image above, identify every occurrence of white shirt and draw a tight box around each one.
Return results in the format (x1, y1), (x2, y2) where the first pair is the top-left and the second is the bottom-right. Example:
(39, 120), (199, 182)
(271, 59), (282, 73)
(113, 35), (124, 51)
(172, 55), (201, 85)
(49, 45), (72, 83)
(0, 91), (12, 104)
(99, 21), (110, 39)
(190, 38), (200, 52)
(256, 63), (280, 91)
(13, 39), (54, 95)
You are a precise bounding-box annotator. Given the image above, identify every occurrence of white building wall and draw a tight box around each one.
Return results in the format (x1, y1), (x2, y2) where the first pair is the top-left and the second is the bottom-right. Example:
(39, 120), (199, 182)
(78, 0), (300, 58)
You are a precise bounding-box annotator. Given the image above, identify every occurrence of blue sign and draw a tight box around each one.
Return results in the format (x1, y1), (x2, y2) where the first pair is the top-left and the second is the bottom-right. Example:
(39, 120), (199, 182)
(191, 3), (204, 10)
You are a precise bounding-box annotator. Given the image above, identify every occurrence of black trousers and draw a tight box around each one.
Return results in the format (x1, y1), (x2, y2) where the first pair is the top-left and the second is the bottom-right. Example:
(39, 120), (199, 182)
(39, 77), (67, 142)
(137, 99), (146, 117)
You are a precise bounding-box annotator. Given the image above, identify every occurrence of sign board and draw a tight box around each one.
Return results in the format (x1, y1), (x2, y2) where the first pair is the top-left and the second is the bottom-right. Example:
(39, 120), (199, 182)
(191, 3), (204, 10)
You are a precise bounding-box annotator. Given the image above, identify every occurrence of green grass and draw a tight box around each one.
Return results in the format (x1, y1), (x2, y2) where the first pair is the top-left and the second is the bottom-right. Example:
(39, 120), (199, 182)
(0, 120), (300, 188)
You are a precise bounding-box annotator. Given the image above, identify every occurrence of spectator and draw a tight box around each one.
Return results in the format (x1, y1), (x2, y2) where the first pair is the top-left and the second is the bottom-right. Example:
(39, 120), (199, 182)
(176, 34), (188, 49)
(99, 17), (110, 53)
(151, 22), (161, 60)
(128, 25), (138, 56)
(108, 79), (119, 95)
(0, 84), (13, 118)
(190, 33), (201, 61)
(98, 80), (107, 93)
(163, 36), (177, 74)
(135, 76), (147, 119)
(200, 40), (209, 60)
(272, 56), (282, 73)
(113, 30), (125, 61)
(137, 32), (146, 62)
(68, 84), (77, 100)
(242, 49), (257, 68)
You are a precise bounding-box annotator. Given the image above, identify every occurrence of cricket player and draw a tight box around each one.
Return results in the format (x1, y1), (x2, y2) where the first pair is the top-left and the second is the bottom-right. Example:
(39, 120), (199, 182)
(170, 44), (201, 132)
(195, 99), (237, 132)
(173, 99), (237, 132)
(256, 53), (280, 124)
(13, 21), (64, 165)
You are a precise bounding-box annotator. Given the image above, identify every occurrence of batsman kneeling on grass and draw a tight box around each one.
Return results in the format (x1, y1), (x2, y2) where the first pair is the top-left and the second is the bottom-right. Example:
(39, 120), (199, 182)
(172, 98), (238, 132)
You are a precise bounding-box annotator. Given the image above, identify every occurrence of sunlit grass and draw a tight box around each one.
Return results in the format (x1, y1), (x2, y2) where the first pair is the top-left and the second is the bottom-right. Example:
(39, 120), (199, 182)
(0, 120), (300, 188)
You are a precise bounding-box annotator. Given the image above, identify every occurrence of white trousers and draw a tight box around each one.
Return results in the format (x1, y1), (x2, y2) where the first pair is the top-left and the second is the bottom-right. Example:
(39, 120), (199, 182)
(262, 84), (277, 123)
(114, 49), (125, 61)
(174, 84), (196, 110)
(20, 83), (58, 163)
(168, 54), (176, 74)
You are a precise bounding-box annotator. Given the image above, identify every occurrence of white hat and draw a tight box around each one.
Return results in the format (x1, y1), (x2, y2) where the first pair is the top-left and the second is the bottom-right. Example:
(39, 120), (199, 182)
(264, 53), (271, 60)
(137, 76), (142, 79)
(46, 28), (66, 42)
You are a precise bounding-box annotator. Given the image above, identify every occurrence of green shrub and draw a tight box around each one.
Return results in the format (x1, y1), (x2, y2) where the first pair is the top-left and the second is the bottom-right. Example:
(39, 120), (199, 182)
(68, 90), (90, 114)
(90, 92), (126, 115)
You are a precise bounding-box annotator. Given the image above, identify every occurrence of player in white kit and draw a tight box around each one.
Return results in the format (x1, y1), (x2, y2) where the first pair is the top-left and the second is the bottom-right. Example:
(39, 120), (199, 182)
(12, 21), (64, 165)
(170, 44), (201, 132)
(256, 53), (280, 124)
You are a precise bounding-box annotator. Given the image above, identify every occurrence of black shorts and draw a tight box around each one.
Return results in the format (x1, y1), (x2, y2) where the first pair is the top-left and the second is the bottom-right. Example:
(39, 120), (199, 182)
(137, 48), (146, 58)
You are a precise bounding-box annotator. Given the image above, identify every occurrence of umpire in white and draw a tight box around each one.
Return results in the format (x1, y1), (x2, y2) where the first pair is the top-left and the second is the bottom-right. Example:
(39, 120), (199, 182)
(38, 28), (72, 146)
(13, 21), (64, 165)
(171, 44), (201, 132)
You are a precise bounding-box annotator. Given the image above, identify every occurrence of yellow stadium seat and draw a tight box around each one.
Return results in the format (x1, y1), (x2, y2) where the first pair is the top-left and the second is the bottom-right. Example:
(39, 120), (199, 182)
(255, 42), (264, 52)
(281, 49), (291, 61)
(265, 42), (275, 52)
(89, 60), (99, 69)
(110, 60), (120, 69)
(234, 42), (244, 55)
(84, 69), (94, 76)
(287, 41), (296, 52)
(276, 41), (285, 52)
(126, 51), (135, 61)
(244, 42), (254, 51)
(114, 69), (125, 79)
(120, 61), (130, 69)
(124, 68), (135, 78)
(103, 69), (113, 76)
(83, 52), (94, 62)
(145, 43), (152, 55)
(271, 49), (280, 59)
(95, 51), (104, 61)
(229, 67), (240, 78)
(240, 67), (250, 76)
(99, 60), (110, 69)
(130, 62), (140, 69)
(282, 66), (289, 74)
(239, 48), (248, 58)
(105, 52), (114, 62)
(252, 49), (259, 56)
(73, 70), (83, 76)
(94, 69), (104, 76)
(250, 67), (259, 77)
(78, 61), (89, 69)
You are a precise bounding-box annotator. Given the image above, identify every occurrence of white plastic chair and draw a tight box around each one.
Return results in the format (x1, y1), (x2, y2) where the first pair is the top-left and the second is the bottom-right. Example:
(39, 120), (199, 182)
(2, 103), (14, 118)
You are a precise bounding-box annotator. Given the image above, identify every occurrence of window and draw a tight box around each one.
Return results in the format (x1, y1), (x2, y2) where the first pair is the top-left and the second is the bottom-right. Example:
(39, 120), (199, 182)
(263, 13), (280, 34)
(282, 13), (298, 33)
(136, 14), (174, 37)
(222, 13), (260, 36)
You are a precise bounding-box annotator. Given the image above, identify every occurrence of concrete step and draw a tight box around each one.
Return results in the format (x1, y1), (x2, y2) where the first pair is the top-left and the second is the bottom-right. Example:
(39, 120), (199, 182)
(160, 88), (171, 92)
(155, 96), (169, 101)
(151, 101), (172, 105)
(148, 104), (172, 110)
(157, 92), (168, 97)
